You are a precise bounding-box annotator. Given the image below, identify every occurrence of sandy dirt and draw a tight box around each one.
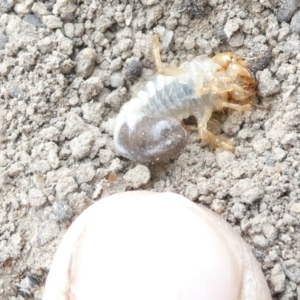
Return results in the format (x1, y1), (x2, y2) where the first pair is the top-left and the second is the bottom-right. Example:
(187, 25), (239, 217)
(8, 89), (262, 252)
(0, 0), (300, 299)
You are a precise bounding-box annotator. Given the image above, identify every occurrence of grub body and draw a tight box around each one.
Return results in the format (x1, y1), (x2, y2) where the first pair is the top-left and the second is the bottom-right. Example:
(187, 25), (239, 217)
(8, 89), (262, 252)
(114, 51), (256, 162)
(114, 57), (224, 162)
(127, 57), (222, 120)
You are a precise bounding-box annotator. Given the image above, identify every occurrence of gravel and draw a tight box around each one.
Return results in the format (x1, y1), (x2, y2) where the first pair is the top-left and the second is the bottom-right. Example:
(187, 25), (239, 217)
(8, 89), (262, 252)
(1, 0), (300, 299)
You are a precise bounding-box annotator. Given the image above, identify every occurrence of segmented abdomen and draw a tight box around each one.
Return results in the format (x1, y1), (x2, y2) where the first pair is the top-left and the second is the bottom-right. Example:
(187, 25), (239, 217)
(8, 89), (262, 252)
(133, 58), (218, 120)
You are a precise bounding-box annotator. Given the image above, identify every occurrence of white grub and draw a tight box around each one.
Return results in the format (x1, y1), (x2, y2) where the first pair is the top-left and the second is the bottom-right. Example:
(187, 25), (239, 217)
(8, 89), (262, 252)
(114, 35), (257, 163)
(43, 191), (271, 300)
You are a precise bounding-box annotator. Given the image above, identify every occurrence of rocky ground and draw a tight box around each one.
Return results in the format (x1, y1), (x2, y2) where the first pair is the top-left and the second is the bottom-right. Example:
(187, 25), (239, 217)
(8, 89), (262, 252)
(0, 0), (300, 299)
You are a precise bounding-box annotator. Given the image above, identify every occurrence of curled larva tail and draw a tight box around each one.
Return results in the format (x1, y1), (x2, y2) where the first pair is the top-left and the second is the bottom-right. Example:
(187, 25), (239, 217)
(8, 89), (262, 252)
(114, 116), (188, 163)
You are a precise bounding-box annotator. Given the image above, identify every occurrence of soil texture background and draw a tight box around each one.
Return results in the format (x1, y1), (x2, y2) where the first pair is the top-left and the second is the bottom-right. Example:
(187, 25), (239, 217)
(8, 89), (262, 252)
(1, 0), (300, 299)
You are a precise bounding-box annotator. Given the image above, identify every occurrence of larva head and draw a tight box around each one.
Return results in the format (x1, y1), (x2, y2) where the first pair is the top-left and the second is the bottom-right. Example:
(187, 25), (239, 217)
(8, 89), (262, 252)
(114, 115), (188, 163)
(213, 52), (257, 101)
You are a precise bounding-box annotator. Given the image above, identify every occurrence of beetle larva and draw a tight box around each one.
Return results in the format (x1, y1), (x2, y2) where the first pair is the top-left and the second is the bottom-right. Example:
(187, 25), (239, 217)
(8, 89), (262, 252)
(114, 34), (257, 163)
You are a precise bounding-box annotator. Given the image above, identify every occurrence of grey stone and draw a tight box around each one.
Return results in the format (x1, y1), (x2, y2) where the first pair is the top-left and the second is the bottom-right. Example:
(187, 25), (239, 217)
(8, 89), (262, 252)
(55, 176), (78, 199)
(231, 203), (246, 219)
(0, 32), (8, 50)
(76, 163), (95, 184)
(82, 102), (104, 124)
(79, 77), (103, 102)
(63, 113), (86, 140)
(276, 0), (298, 23)
(94, 15), (114, 32)
(70, 131), (94, 160)
(253, 235), (268, 248)
(110, 72), (124, 88)
(38, 221), (60, 246)
(262, 223), (277, 241)
(51, 201), (73, 222)
(23, 14), (43, 28)
(216, 151), (235, 168)
(270, 263), (286, 293)
(230, 179), (264, 204)
(123, 164), (151, 189)
(112, 38), (133, 57)
(290, 203), (300, 213)
(31, 2), (49, 16)
(37, 36), (57, 54)
(75, 48), (96, 79)
(64, 23), (75, 38)
(273, 147), (287, 161)
(99, 149), (115, 165)
(141, 0), (159, 5)
(257, 69), (280, 97)
(184, 183), (199, 201)
(291, 11), (300, 34)
(228, 32), (245, 48)
(123, 57), (142, 81)
(42, 15), (63, 29)
(0, 0), (16, 12)
(146, 5), (163, 29)
(28, 188), (47, 207)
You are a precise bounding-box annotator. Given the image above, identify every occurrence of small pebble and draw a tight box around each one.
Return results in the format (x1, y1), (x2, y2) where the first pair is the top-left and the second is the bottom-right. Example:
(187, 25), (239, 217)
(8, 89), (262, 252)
(262, 223), (277, 242)
(52, 201), (73, 222)
(249, 50), (272, 74)
(216, 151), (234, 168)
(0, 0), (15, 12)
(273, 147), (287, 161)
(146, 5), (163, 29)
(75, 48), (96, 79)
(290, 203), (300, 213)
(55, 176), (78, 199)
(123, 57), (142, 81)
(253, 235), (268, 249)
(70, 132), (94, 160)
(99, 149), (115, 165)
(79, 77), (103, 102)
(76, 163), (95, 184)
(228, 32), (244, 48)
(38, 221), (61, 247)
(276, 0), (298, 23)
(123, 165), (151, 189)
(42, 15), (63, 29)
(291, 11), (300, 34)
(110, 72), (124, 88)
(124, 5), (133, 25)
(270, 263), (286, 293)
(28, 188), (47, 207)
(82, 102), (104, 124)
(230, 179), (264, 204)
(64, 23), (75, 39)
(140, 0), (159, 5)
(224, 18), (241, 39)
(257, 69), (280, 97)
(23, 14), (43, 28)
(231, 203), (246, 219)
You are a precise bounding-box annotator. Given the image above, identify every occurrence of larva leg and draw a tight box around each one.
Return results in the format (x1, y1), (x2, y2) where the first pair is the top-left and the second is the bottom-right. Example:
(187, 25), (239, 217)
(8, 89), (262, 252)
(199, 129), (234, 151)
(197, 110), (234, 151)
(152, 33), (164, 74)
(220, 102), (252, 111)
(196, 77), (244, 96)
(152, 33), (185, 76)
